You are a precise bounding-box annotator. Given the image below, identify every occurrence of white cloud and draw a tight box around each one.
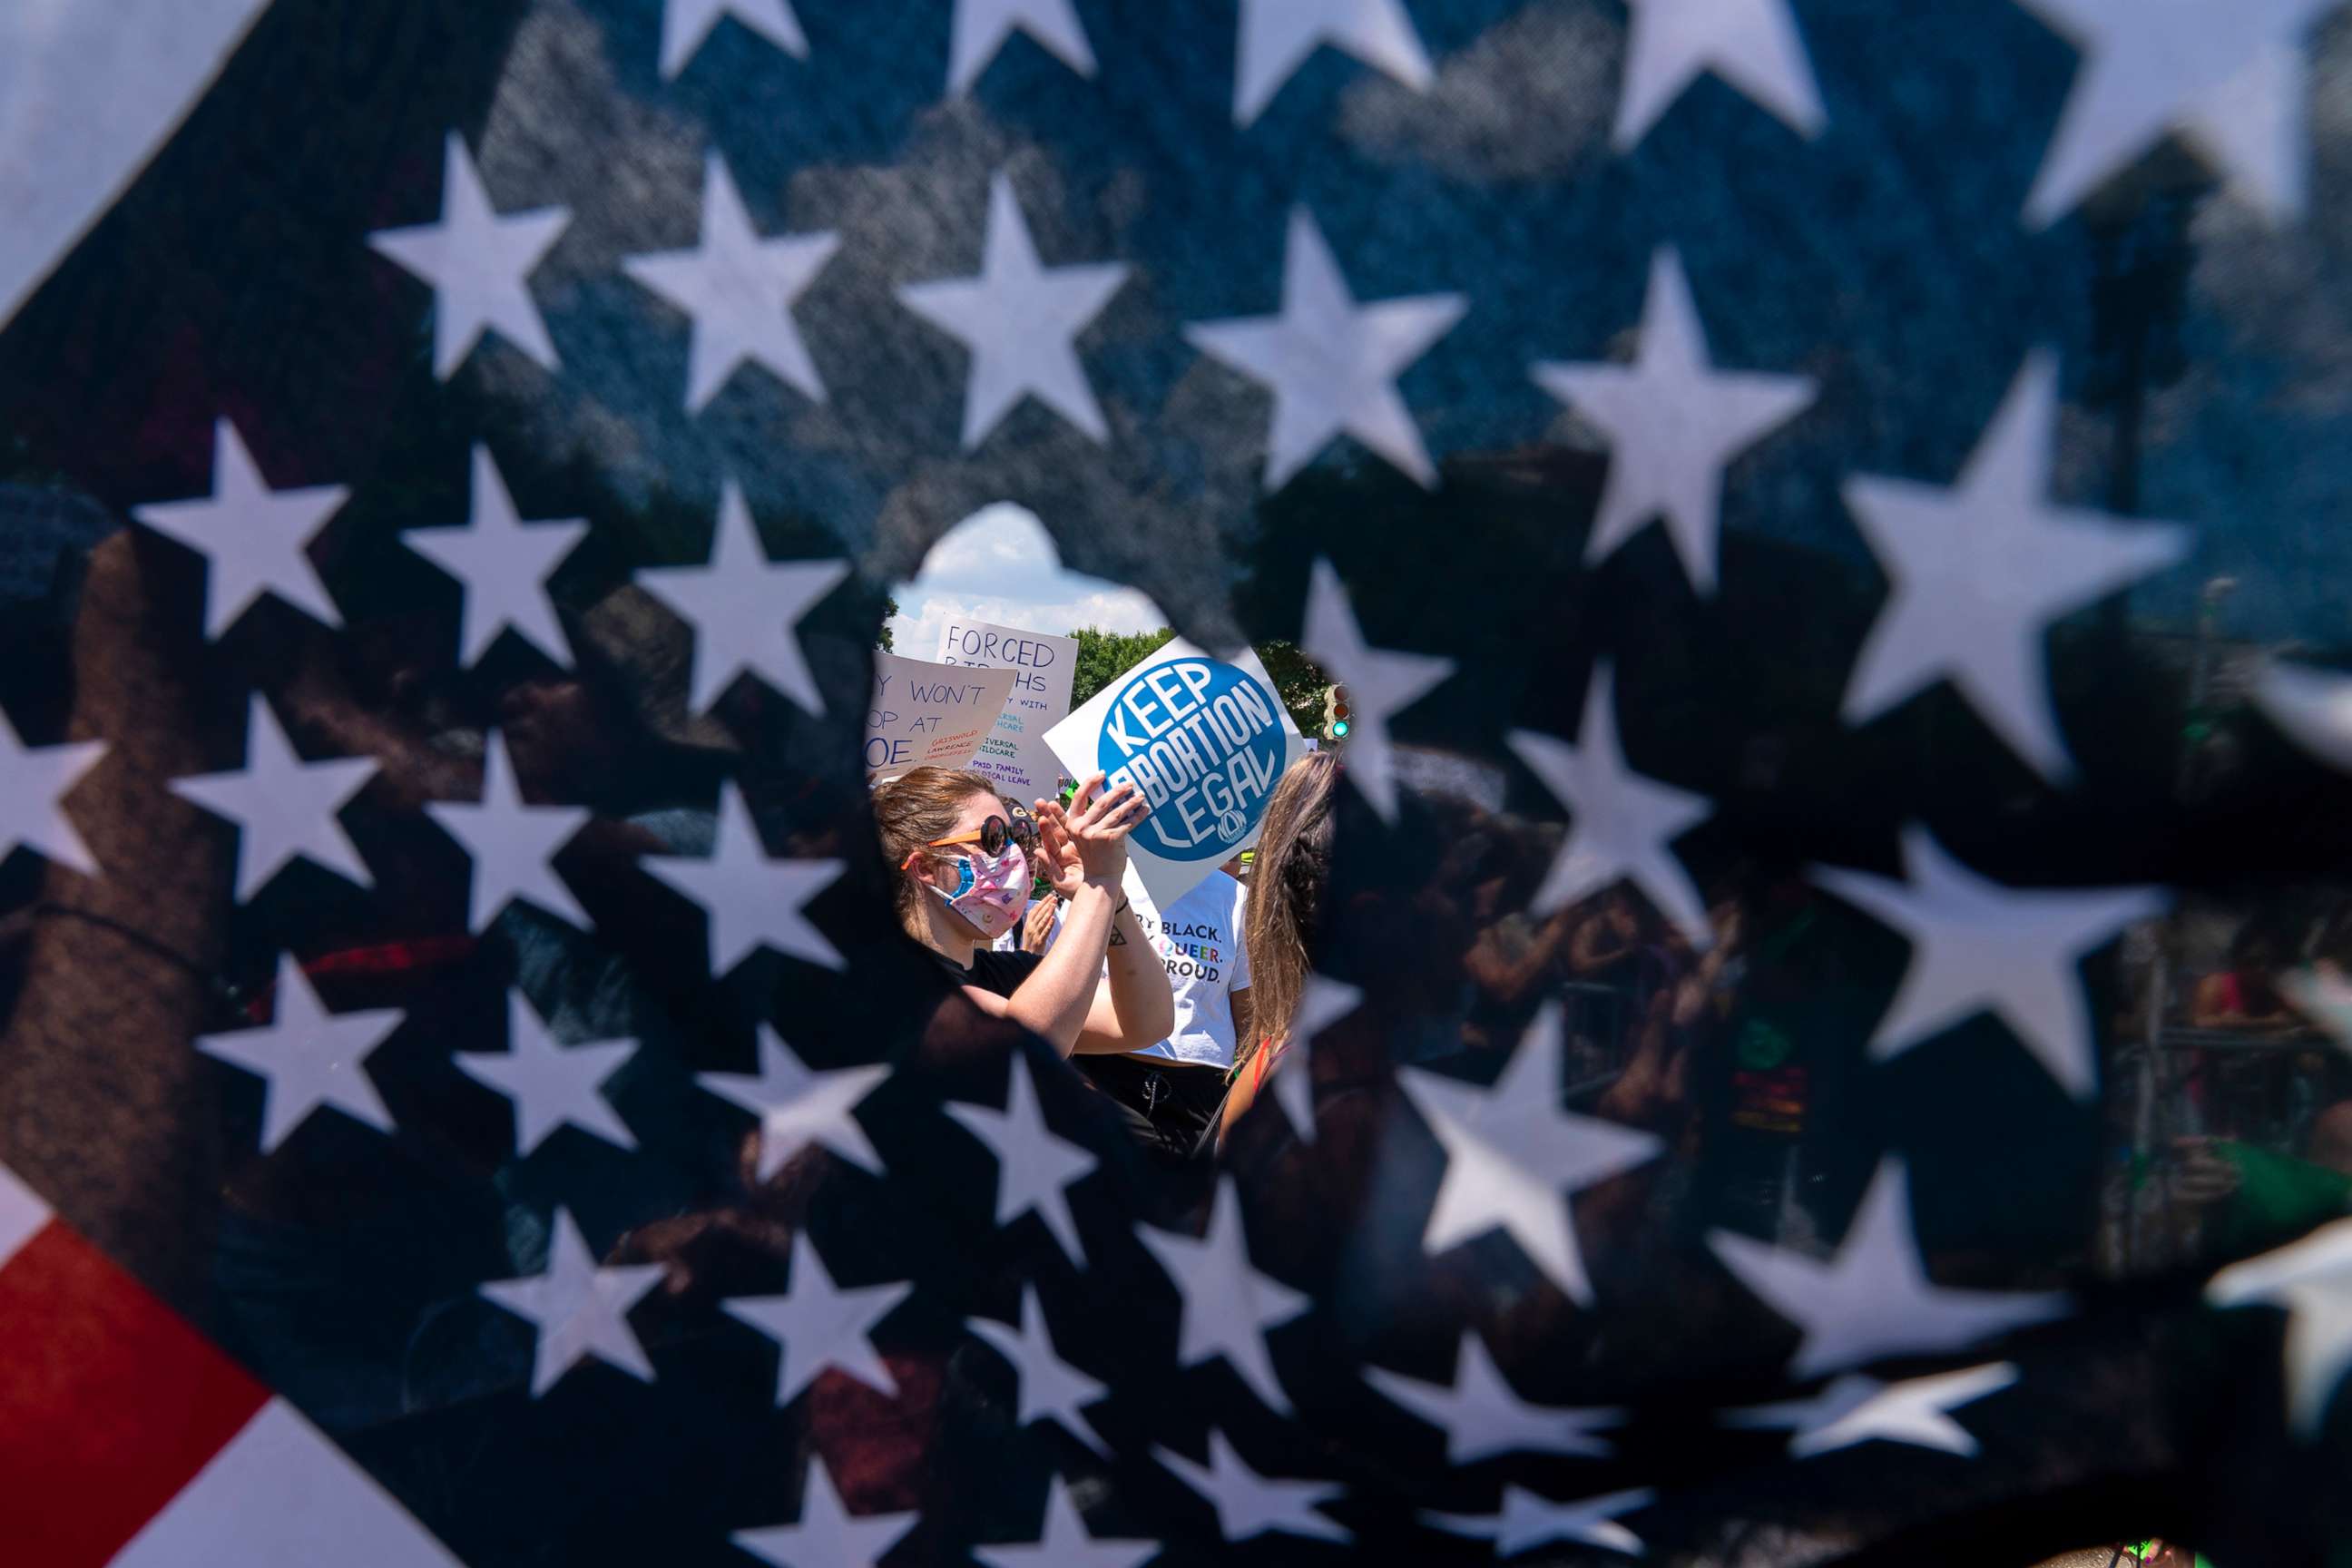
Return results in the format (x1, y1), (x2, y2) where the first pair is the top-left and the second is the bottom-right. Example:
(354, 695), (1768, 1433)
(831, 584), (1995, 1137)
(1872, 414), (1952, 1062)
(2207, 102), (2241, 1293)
(904, 501), (1054, 587)
(886, 502), (1167, 658)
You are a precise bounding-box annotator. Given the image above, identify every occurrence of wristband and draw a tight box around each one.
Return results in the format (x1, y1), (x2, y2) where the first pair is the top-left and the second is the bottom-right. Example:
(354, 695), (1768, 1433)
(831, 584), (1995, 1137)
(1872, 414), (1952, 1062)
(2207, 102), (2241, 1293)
(34, 904), (221, 994)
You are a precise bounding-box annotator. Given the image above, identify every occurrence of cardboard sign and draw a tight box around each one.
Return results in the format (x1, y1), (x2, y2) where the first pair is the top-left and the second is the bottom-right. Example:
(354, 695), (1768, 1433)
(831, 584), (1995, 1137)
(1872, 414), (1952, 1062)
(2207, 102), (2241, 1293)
(865, 652), (1017, 777)
(934, 617), (1078, 806)
(1044, 639), (1305, 907)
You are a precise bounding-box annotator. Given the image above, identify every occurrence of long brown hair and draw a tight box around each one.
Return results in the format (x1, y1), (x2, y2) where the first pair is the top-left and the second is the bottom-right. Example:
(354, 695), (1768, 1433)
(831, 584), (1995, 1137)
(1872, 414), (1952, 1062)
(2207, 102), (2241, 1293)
(870, 766), (1002, 938)
(1240, 750), (1339, 1067)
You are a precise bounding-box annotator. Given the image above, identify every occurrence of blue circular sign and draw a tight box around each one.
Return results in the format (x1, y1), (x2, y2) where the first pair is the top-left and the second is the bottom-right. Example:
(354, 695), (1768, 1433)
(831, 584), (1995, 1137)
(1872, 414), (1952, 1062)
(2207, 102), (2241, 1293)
(1095, 657), (1287, 863)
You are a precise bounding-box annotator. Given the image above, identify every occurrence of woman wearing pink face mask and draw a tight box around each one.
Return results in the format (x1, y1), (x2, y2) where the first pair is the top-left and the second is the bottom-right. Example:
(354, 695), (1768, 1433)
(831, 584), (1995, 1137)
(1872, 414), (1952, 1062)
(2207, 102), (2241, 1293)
(875, 766), (1172, 1057)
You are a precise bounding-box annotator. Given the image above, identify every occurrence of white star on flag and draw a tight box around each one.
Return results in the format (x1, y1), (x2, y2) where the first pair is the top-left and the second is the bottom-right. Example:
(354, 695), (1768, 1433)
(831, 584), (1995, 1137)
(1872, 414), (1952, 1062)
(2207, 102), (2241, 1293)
(1233, 0), (1434, 127)
(2208, 1215), (2352, 1438)
(622, 154), (840, 415)
(698, 1024), (888, 1181)
(1840, 351), (2194, 784)
(2255, 661), (2352, 778)
(1135, 1177), (1309, 1416)
(1268, 973), (1365, 1144)
(456, 989), (639, 1156)
(0, 2), (274, 337)
(723, 1231), (911, 1406)
(1300, 558), (1454, 821)
(2280, 964), (2352, 1059)
(1709, 1158), (2070, 1379)
(949, 0), (1096, 95)
(402, 446), (587, 669)
(480, 1208), (666, 1396)
(1152, 1430), (1350, 1544)
(0, 710), (105, 877)
(1725, 1363), (2020, 1458)
(1533, 248), (1816, 596)
(643, 782), (847, 975)
(897, 172), (1130, 449)
(734, 1459), (918, 1568)
(423, 730), (593, 933)
(107, 1399), (469, 1568)
(1426, 1485), (1653, 1558)
(197, 954), (402, 1154)
(1396, 1001), (1663, 1304)
(0, 1165), (35, 1268)
(975, 1477), (1156, 1568)
(1614, 0), (1825, 150)
(661, 0), (807, 80)
(1366, 1328), (1623, 1463)
(635, 481), (852, 716)
(1185, 207), (1465, 492)
(2014, 0), (2335, 228)
(966, 1285), (1112, 1455)
(171, 693), (378, 903)
(132, 417), (346, 640)
(945, 1051), (1097, 1266)
(368, 132), (569, 380)
(1505, 662), (1712, 945)
(1813, 824), (2164, 1100)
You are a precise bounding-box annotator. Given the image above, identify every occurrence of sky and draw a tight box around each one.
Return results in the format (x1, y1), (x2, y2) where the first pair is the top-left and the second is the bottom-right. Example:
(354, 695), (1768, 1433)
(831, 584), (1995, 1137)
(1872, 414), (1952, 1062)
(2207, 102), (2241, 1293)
(885, 501), (1168, 660)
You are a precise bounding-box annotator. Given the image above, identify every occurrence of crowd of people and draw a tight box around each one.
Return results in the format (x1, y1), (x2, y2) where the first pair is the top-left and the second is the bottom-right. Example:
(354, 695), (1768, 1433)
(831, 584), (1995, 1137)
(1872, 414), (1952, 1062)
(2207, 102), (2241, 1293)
(2103, 896), (2352, 1275)
(867, 744), (1858, 1254)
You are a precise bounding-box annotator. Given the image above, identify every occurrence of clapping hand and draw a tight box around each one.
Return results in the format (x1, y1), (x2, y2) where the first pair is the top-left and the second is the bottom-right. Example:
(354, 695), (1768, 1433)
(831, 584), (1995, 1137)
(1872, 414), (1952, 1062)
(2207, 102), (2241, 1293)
(1020, 895), (1058, 955)
(1033, 773), (1149, 897)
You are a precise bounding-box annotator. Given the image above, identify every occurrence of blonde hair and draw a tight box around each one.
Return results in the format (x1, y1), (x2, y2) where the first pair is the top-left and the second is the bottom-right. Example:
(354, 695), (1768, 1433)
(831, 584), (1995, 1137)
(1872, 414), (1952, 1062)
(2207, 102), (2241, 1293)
(1238, 751), (1338, 1070)
(871, 766), (1004, 936)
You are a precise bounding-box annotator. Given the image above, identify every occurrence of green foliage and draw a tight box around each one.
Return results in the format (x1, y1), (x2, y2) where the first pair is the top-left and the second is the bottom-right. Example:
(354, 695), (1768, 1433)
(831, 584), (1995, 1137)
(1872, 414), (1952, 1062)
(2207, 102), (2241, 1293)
(877, 595), (897, 652)
(1066, 625), (1176, 706)
(1252, 638), (1337, 741)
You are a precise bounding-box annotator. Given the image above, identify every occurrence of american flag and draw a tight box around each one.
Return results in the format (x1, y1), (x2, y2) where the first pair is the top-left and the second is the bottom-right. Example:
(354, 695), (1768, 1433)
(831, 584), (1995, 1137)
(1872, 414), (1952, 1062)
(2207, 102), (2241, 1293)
(2, 1), (2349, 1563)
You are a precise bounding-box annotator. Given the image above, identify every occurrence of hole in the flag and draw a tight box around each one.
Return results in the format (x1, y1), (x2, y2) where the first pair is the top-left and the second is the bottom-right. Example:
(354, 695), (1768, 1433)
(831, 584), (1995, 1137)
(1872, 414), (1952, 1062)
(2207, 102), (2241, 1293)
(868, 501), (1167, 975)
(868, 502), (1336, 1183)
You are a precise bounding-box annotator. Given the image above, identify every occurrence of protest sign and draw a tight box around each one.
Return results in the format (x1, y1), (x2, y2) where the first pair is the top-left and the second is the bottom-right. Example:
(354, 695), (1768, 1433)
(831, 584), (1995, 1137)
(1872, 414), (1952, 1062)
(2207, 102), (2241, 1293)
(935, 617), (1078, 805)
(1044, 639), (1305, 908)
(865, 652), (1017, 777)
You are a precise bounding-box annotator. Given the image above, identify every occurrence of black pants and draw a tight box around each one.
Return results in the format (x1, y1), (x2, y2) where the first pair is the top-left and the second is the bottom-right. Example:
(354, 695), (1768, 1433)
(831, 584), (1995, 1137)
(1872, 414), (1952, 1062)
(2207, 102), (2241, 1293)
(1074, 1054), (1229, 1168)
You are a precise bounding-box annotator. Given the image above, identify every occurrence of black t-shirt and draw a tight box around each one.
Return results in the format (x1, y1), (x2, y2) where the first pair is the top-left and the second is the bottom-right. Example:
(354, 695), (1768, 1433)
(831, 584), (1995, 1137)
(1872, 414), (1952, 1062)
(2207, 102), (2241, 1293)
(933, 946), (1042, 999)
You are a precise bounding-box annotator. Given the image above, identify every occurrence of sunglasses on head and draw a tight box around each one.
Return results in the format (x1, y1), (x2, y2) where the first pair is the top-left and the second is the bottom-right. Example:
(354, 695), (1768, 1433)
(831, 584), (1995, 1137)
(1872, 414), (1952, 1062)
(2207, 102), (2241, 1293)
(903, 806), (1037, 867)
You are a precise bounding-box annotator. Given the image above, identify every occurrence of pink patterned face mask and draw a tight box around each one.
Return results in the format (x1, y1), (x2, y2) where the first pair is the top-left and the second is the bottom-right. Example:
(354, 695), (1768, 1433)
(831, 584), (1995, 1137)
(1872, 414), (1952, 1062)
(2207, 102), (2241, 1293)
(925, 843), (1029, 938)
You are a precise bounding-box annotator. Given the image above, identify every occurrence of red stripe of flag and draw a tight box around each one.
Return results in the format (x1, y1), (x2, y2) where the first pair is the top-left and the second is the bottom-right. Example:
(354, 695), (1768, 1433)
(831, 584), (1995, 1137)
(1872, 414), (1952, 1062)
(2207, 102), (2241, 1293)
(0, 1222), (270, 1568)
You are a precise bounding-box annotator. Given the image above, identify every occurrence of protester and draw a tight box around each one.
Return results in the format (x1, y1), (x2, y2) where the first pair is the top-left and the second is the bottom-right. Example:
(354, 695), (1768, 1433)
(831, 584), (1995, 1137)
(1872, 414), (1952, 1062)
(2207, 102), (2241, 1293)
(1217, 751), (1338, 1147)
(984, 799), (1043, 954)
(1069, 857), (1254, 1163)
(872, 766), (1171, 1057)
(1460, 829), (1579, 1054)
(1014, 891), (1057, 956)
(2190, 923), (2303, 1030)
(2169, 1100), (2352, 1257)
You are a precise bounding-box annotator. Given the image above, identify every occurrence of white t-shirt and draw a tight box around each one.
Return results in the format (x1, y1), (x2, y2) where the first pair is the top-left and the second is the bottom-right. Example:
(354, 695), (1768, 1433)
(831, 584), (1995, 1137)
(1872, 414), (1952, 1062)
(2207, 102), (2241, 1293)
(1132, 871), (1252, 1067)
(1036, 869), (1254, 1067)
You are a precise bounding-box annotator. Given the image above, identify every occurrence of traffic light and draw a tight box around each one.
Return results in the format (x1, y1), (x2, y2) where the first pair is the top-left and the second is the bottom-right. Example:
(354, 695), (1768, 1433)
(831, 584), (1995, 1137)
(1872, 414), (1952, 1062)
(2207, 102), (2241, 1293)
(1319, 683), (1351, 740)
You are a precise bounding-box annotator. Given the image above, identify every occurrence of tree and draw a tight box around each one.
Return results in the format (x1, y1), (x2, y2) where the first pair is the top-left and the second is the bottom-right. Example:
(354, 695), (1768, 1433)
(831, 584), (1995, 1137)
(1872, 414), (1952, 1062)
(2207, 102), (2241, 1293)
(877, 595), (897, 652)
(1067, 626), (1175, 706)
(1252, 638), (1337, 740)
